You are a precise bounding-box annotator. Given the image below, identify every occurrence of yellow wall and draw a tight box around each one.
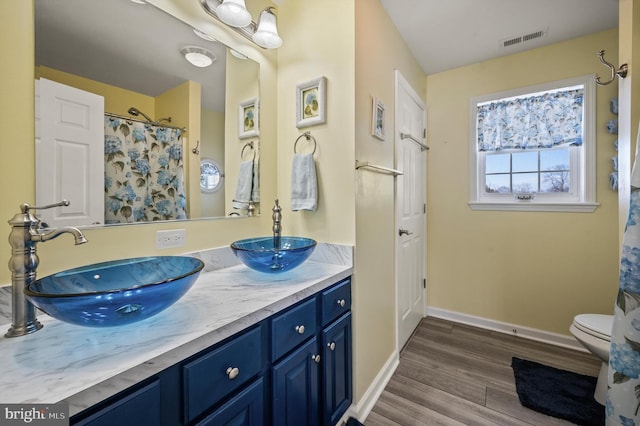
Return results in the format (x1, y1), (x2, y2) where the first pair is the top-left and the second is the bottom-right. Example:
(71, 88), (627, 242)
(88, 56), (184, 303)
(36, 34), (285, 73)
(200, 109), (225, 218)
(426, 29), (620, 334)
(353, 0), (425, 402)
(276, 0), (356, 243)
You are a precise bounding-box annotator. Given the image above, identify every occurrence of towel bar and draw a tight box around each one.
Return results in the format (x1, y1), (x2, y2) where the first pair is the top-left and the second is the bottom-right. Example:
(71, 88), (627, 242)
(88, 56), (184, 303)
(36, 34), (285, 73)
(355, 161), (403, 176)
(400, 132), (429, 151)
(294, 131), (317, 155)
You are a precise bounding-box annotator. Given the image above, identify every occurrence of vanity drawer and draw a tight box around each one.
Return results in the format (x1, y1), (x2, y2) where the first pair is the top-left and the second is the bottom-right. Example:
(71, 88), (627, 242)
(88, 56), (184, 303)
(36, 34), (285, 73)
(183, 325), (263, 423)
(321, 278), (351, 326)
(272, 298), (317, 361)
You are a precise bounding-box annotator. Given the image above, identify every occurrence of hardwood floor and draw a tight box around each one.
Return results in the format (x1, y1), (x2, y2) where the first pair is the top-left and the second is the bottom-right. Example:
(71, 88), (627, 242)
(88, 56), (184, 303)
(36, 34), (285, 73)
(365, 317), (601, 426)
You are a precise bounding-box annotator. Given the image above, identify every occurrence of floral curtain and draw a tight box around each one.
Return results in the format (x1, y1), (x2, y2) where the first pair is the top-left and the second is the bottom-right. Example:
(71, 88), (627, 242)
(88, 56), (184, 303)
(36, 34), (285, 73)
(607, 142), (640, 425)
(477, 88), (584, 152)
(104, 117), (187, 224)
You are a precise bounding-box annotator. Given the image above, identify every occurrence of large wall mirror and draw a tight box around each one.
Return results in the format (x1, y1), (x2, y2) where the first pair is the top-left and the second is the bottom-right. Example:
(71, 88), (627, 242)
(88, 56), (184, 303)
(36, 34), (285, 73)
(34, 0), (260, 228)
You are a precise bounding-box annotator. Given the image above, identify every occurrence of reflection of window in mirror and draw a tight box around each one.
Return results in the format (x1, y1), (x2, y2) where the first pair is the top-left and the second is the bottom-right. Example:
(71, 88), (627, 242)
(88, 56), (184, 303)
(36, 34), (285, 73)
(200, 159), (224, 193)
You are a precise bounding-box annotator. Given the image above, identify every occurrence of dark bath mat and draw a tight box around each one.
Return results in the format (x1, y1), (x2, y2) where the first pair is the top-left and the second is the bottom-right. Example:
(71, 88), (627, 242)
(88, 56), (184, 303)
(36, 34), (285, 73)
(511, 357), (604, 426)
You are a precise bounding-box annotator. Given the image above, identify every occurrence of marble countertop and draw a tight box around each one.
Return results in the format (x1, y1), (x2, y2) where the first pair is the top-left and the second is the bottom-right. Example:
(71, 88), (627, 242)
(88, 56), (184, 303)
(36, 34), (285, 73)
(0, 244), (352, 415)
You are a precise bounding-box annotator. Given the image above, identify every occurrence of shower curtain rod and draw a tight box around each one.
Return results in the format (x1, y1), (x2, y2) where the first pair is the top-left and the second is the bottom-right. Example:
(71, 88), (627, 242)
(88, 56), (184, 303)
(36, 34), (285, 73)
(104, 111), (187, 133)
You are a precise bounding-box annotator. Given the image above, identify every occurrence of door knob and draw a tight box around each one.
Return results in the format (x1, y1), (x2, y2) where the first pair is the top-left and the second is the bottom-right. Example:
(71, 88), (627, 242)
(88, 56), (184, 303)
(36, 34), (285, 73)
(399, 228), (413, 236)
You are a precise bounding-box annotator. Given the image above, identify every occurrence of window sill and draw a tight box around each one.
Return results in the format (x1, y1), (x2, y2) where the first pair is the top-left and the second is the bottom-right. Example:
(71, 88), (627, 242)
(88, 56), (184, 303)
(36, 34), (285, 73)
(468, 201), (599, 213)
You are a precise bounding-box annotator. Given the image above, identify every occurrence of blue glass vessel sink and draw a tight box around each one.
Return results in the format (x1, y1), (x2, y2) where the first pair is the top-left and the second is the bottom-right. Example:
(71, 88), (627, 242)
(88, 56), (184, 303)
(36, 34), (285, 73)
(24, 256), (204, 327)
(230, 236), (317, 273)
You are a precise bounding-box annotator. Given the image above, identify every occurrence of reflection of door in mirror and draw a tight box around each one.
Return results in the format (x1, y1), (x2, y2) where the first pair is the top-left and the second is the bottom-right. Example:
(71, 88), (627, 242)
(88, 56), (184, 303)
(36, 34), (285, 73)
(36, 78), (104, 227)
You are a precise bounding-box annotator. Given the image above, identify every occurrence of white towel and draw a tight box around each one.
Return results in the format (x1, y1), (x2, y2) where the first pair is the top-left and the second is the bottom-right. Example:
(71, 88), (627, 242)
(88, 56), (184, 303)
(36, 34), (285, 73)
(233, 160), (255, 210)
(251, 158), (260, 203)
(291, 153), (318, 211)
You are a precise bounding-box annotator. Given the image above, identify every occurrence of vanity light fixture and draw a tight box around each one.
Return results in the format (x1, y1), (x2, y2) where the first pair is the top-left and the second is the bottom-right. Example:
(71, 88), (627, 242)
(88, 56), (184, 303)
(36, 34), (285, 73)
(216, 0), (252, 28)
(252, 7), (282, 49)
(181, 46), (216, 68)
(199, 0), (282, 49)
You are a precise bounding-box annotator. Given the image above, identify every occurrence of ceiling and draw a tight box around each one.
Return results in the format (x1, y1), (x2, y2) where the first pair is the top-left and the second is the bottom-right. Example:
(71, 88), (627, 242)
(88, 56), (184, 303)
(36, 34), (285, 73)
(35, 0), (229, 112)
(378, 0), (619, 75)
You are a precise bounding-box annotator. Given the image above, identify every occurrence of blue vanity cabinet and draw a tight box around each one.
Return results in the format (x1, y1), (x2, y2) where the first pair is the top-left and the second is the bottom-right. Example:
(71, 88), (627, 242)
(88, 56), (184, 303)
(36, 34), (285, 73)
(69, 276), (352, 426)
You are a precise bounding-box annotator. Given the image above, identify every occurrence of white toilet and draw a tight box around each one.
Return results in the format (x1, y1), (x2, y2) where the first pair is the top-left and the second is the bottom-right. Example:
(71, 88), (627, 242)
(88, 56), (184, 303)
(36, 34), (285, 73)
(569, 313), (614, 405)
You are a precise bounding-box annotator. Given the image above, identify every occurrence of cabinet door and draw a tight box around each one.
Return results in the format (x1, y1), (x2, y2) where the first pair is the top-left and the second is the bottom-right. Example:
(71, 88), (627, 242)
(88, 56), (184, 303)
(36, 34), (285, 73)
(322, 312), (352, 426)
(196, 378), (264, 426)
(272, 337), (320, 426)
(72, 380), (161, 426)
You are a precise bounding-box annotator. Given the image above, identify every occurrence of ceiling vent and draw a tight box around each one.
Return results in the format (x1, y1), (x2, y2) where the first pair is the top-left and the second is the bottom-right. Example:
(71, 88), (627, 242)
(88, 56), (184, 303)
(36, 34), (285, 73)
(500, 29), (546, 48)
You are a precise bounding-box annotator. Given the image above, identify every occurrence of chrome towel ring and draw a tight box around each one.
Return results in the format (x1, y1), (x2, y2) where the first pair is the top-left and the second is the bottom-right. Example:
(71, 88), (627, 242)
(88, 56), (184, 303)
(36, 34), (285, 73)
(294, 131), (317, 156)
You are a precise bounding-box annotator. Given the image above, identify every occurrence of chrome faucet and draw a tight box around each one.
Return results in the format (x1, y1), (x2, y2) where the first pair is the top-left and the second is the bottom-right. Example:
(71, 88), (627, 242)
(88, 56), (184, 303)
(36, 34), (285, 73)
(272, 199), (282, 249)
(5, 200), (87, 338)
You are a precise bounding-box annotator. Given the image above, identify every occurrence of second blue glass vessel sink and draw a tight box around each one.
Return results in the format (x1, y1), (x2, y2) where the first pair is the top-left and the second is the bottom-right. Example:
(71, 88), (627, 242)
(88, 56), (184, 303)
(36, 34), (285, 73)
(24, 256), (204, 327)
(231, 236), (317, 273)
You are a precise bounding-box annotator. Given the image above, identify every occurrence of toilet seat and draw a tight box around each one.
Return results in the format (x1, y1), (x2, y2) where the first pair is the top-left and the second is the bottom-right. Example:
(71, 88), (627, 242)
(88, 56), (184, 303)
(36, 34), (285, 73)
(573, 314), (613, 342)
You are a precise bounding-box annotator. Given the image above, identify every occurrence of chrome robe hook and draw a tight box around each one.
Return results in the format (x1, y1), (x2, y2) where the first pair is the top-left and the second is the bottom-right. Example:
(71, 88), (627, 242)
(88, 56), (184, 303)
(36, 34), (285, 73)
(595, 50), (628, 86)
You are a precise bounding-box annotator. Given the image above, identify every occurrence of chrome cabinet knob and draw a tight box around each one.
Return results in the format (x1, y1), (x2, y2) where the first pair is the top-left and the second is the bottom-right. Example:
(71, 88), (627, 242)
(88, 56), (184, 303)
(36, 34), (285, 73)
(337, 299), (346, 308)
(327, 342), (336, 351)
(295, 325), (305, 334)
(312, 354), (321, 363)
(226, 367), (240, 380)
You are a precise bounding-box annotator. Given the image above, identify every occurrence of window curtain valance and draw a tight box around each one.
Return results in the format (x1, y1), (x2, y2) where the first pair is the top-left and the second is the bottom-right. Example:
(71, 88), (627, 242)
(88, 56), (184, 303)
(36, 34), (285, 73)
(477, 88), (584, 152)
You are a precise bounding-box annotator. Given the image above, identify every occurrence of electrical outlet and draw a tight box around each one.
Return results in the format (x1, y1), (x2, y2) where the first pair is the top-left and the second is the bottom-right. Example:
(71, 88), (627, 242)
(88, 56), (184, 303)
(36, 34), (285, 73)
(156, 229), (186, 249)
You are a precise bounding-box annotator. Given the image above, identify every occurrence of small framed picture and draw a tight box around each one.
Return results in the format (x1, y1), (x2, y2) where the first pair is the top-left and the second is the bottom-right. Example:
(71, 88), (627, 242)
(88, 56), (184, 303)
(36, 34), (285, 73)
(238, 98), (259, 139)
(296, 76), (327, 128)
(371, 97), (385, 140)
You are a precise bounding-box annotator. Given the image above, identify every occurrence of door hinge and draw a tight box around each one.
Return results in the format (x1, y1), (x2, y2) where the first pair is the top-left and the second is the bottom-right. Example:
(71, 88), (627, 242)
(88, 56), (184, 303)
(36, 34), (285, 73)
(423, 128), (426, 139)
(423, 278), (426, 289)
(423, 204), (426, 214)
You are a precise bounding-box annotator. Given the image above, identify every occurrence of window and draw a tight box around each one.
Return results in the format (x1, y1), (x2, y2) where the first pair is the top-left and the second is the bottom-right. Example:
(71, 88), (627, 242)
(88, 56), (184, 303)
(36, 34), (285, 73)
(469, 75), (598, 212)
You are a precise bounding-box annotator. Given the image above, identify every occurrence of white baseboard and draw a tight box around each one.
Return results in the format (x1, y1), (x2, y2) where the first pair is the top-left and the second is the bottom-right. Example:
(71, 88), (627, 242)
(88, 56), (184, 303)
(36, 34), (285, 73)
(344, 350), (399, 424)
(427, 307), (588, 353)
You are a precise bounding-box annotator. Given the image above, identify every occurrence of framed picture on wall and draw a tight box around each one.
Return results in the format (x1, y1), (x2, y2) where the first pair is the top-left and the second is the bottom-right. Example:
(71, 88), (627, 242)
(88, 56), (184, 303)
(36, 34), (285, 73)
(296, 76), (327, 128)
(371, 97), (385, 140)
(239, 98), (259, 139)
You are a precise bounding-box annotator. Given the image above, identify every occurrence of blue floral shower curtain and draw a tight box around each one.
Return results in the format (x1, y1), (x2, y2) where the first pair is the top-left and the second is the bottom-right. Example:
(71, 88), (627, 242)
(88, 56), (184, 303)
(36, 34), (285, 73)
(607, 142), (640, 425)
(477, 88), (584, 152)
(104, 117), (187, 224)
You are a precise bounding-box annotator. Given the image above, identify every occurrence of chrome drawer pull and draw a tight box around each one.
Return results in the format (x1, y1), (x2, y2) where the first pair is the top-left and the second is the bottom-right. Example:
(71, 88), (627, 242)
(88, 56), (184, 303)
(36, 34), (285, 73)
(337, 299), (346, 308)
(312, 354), (321, 363)
(295, 325), (305, 334)
(226, 367), (240, 380)
(327, 342), (336, 351)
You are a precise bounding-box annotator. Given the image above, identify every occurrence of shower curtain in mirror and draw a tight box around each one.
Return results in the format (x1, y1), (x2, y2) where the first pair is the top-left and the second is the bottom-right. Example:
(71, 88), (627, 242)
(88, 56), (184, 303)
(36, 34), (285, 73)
(104, 117), (187, 224)
(607, 133), (640, 425)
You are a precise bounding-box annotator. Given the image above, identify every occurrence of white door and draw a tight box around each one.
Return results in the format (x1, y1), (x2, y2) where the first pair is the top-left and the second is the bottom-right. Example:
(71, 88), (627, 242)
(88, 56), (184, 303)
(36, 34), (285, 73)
(36, 78), (104, 227)
(395, 70), (427, 350)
